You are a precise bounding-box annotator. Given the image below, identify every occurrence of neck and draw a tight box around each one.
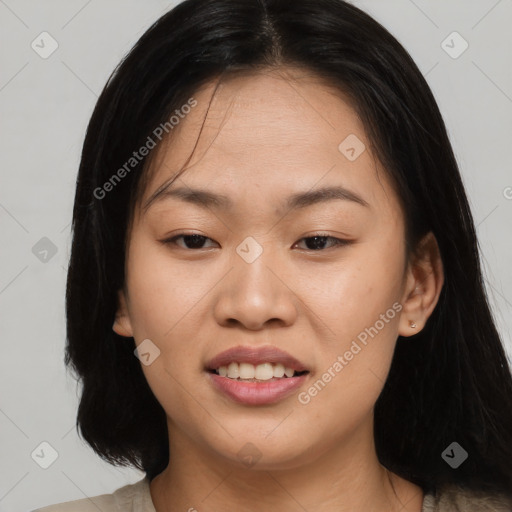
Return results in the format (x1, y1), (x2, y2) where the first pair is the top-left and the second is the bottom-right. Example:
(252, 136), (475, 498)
(150, 416), (424, 512)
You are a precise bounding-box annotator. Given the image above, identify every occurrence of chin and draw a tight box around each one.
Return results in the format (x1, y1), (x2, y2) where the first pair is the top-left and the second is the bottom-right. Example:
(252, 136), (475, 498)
(207, 429), (323, 471)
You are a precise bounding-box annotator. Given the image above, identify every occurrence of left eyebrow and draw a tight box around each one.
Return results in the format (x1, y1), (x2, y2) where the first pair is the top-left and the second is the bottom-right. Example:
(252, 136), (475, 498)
(286, 185), (369, 210)
(142, 183), (369, 215)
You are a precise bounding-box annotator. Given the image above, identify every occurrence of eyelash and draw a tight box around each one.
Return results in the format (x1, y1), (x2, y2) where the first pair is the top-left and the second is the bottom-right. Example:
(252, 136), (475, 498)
(161, 232), (352, 252)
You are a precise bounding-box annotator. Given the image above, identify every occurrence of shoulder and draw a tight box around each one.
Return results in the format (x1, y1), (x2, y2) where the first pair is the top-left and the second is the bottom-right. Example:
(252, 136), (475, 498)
(32, 477), (155, 512)
(422, 485), (512, 512)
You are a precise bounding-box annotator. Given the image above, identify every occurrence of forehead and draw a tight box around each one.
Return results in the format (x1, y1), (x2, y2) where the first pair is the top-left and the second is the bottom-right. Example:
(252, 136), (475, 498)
(139, 67), (398, 218)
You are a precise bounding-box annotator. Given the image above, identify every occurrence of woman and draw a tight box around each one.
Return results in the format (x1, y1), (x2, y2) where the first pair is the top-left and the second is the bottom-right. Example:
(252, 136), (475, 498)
(34, 0), (512, 510)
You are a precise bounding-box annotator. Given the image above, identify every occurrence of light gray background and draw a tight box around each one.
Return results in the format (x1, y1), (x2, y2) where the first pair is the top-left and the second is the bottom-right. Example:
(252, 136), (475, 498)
(1, 0), (511, 510)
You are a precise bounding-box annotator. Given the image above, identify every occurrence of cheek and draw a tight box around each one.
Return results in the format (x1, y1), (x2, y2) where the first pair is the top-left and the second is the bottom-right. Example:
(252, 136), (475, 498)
(124, 236), (218, 342)
(295, 266), (403, 432)
(123, 241), (208, 422)
(293, 237), (405, 402)
(294, 240), (405, 340)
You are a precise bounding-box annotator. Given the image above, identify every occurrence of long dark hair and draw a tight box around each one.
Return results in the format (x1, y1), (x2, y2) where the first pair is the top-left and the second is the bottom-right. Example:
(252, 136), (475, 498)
(65, 0), (512, 494)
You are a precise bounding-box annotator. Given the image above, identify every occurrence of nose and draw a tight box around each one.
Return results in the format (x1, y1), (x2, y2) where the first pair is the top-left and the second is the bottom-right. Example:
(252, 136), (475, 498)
(212, 248), (298, 331)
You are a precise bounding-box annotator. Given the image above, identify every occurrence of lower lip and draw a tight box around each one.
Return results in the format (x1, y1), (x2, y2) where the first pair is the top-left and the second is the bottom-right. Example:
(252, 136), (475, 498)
(208, 372), (308, 405)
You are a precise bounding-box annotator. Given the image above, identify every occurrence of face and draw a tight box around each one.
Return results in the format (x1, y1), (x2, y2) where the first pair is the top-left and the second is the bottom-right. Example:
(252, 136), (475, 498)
(114, 67), (441, 470)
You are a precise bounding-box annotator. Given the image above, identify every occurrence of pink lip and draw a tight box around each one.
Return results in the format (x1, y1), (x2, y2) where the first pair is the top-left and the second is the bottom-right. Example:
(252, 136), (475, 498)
(205, 345), (308, 372)
(208, 372), (309, 405)
(205, 345), (309, 406)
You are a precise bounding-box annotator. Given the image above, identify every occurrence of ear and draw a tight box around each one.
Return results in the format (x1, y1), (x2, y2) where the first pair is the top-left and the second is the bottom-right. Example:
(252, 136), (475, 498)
(398, 232), (444, 337)
(112, 288), (134, 338)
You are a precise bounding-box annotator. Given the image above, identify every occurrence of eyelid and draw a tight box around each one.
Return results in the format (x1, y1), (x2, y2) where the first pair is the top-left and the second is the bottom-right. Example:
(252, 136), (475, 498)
(293, 232), (353, 250)
(160, 232), (218, 249)
(160, 231), (353, 251)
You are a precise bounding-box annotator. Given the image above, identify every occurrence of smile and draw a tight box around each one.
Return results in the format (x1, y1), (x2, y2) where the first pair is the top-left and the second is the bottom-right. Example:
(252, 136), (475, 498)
(212, 362), (307, 380)
(205, 346), (310, 405)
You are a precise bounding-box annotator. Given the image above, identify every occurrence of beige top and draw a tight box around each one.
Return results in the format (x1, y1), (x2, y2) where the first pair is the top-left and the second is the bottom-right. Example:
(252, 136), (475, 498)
(32, 477), (512, 512)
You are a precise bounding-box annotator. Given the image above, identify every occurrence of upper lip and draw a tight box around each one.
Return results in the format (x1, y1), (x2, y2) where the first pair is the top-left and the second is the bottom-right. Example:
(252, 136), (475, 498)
(206, 345), (309, 372)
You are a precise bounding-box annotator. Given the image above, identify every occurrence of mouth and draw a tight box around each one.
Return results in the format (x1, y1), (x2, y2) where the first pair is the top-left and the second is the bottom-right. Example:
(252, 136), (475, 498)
(205, 346), (310, 405)
(207, 362), (309, 382)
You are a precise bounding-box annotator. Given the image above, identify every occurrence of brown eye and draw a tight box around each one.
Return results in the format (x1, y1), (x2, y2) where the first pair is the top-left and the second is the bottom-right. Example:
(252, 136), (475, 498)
(294, 234), (350, 251)
(161, 232), (350, 251)
(162, 233), (218, 249)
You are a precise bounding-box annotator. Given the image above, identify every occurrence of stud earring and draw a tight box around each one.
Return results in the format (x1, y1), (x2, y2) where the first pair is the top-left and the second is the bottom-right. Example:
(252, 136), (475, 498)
(410, 321), (417, 328)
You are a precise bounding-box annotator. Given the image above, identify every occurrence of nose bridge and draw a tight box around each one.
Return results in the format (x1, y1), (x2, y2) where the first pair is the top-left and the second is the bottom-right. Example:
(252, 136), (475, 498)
(213, 237), (297, 329)
(234, 244), (278, 298)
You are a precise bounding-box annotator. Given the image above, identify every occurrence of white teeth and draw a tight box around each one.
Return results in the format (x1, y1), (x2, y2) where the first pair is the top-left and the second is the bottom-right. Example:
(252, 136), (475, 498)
(239, 363), (255, 379)
(284, 367), (294, 378)
(215, 362), (300, 380)
(255, 363), (274, 380)
(227, 362), (239, 379)
(273, 363), (285, 378)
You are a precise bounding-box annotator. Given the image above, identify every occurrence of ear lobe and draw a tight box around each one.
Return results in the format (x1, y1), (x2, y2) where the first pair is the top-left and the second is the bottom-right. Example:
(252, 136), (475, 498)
(398, 232), (444, 337)
(113, 289), (134, 338)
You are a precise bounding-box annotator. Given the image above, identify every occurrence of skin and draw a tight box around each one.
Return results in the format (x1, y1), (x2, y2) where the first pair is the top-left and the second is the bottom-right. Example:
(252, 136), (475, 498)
(113, 67), (444, 512)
